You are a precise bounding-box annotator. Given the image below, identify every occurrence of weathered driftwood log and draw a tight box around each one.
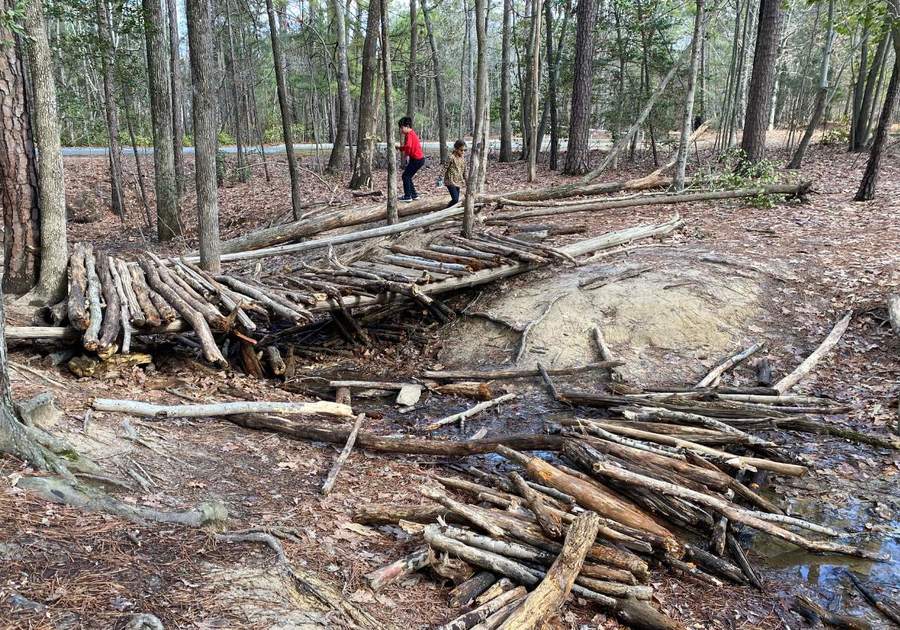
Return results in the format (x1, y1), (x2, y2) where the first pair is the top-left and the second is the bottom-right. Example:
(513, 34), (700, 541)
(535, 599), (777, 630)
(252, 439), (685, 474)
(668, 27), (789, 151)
(126, 262), (163, 327)
(390, 244), (493, 270)
(92, 399), (353, 419)
(696, 343), (764, 388)
(495, 446), (678, 552)
(448, 571), (498, 607)
(508, 471), (563, 539)
(81, 246), (103, 351)
(423, 362), (622, 381)
(620, 407), (770, 446)
(498, 512), (601, 630)
(107, 260), (134, 353)
(790, 594), (872, 630)
(320, 413), (365, 496)
(423, 394), (517, 431)
(108, 259), (144, 327)
(774, 312), (852, 394)
(365, 547), (431, 591)
(139, 258), (227, 366)
(67, 244), (90, 330)
(438, 584), (528, 630)
(96, 256), (121, 357)
(578, 441), (886, 560)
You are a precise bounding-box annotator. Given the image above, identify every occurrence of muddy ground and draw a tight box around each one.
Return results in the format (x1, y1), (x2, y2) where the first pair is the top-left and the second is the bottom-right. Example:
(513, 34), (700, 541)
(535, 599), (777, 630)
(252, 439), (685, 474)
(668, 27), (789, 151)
(1, 137), (899, 629)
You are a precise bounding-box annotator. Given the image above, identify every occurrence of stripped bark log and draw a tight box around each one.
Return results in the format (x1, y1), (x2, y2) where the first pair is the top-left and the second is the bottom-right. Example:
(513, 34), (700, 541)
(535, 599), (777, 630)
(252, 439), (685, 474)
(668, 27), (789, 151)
(107, 258), (133, 353)
(217, 275), (309, 323)
(420, 485), (506, 537)
(67, 244), (90, 330)
(110, 259), (145, 328)
(774, 312), (852, 394)
(81, 247), (103, 351)
(125, 262), (162, 326)
(92, 399), (353, 419)
(423, 362), (622, 381)
(96, 256), (121, 357)
(498, 512), (601, 630)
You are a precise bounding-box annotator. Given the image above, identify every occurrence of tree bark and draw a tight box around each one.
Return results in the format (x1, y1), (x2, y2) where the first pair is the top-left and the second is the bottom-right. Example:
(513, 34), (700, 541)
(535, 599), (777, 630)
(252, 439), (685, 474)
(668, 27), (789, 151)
(499, 0), (513, 162)
(563, 0), (596, 175)
(463, 0), (488, 237)
(265, 0), (303, 218)
(422, 1), (448, 163)
(854, 8), (900, 201)
(350, 0), (380, 189)
(852, 28), (889, 152)
(739, 0), (785, 164)
(186, 0), (221, 273)
(0, 4), (40, 295)
(225, 0), (248, 183)
(327, 0), (352, 173)
(406, 0), (418, 120)
(672, 0), (704, 191)
(526, 0), (543, 181)
(23, 0), (68, 303)
(380, 0), (398, 220)
(166, 0), (185, 197)
(95, 0), (125, 219)
(143, 0), (181, 241)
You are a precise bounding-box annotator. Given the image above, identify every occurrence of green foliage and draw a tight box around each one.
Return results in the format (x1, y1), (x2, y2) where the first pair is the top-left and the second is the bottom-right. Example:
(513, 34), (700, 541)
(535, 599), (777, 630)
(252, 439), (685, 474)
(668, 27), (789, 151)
(820, 123), (850, 146)
(217, 130), (235, 146)
(692, 148), (791, 209)
(0, 0), (26, 36)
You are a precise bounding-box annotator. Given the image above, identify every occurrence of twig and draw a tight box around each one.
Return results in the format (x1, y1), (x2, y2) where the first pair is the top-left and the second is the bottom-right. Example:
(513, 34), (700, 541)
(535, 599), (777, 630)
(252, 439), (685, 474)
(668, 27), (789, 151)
(774, 312), (852, 394)
(320, 413), (365, 495)
(423, 394), (517, 431)
(516, 293), (570, 363)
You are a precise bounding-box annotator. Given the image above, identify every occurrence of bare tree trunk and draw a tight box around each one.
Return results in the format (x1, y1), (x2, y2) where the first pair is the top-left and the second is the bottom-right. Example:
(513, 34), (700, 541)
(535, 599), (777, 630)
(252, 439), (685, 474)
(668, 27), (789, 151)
(143, 0), (181, 241)
(422, 1), (448, 163)
(544, 1), (558, 170)
(406, 0), (418, 121)
(526, 0), (543, 181)
(186, 0), (221, 272)
(380, 0), (398, 221)
(23, 0), (67, 303)
(739, 0), (784, 164)
(225, 0), (248, 182)
(673, 0), (705, 191)
(854, 5), (900, 202)
(350, 0), (380, 189)
(96, 0), (125, 219)
(0, 4), (40, 295)
(787, 0), (834, 169)
(463, 0), (488, 237)
(499, 0), (513, 162)
(850, 13), (871, 152)
(265, 0), (303, 218)
(327, 0), (352, 174)
(853, 29), (889, 151)
(166, 0), (185, 198)
(563, 0), (596, 175)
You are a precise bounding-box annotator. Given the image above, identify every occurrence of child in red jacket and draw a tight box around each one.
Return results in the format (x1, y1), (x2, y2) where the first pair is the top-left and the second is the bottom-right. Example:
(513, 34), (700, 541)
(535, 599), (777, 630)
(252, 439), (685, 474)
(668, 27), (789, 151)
(395, 117), (425, 201)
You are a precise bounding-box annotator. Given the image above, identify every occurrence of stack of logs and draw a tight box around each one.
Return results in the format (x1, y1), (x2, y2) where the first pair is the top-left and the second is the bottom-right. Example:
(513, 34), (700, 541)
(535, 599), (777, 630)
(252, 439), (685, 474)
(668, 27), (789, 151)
(353, 386), (887, 629)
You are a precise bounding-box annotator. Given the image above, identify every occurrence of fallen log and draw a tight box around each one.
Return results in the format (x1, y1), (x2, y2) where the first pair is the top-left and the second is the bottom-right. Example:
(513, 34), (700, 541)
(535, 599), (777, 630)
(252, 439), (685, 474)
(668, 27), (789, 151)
(96, 256), (121, 357)
(366, 547), (431, 591)
(92, 399), (353, 419)
(438, 585), (528, 630)
(846, 571), (900, 626)
(888, 295), (900, 338)
(420, 486), (506, 537)
(423, 394), (517, 431)
(490, 183), (811, 222)
(320, 413), (365, 495)
(449, 571), (498, 608)
(696, 342), (764, 388)
(790, 594), (872, 630)
(774, 312), (852, 394)
(423, 362), (622, 381)
(497, 512), (601, 630)
(509, 471), (563, 539)
(67, 244), (90, 330)
(125, 262), (161, 327)
(81, 246), (103, 351)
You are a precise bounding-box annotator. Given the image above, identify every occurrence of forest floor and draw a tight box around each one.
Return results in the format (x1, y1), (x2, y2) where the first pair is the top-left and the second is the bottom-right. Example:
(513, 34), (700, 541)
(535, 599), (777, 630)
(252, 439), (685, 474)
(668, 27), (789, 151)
(2, 135), (900, 629)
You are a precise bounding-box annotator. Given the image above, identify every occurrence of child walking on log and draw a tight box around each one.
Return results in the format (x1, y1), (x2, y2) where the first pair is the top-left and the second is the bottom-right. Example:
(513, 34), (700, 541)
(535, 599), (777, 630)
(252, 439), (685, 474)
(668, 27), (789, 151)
(395, 117), (425, 201)
(444, 140), (466, 207)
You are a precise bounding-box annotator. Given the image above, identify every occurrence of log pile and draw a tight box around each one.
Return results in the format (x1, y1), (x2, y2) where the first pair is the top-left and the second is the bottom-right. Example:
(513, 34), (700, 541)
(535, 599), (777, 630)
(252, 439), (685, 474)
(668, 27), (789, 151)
(31, 216), (683, 371)
(353, 383), (889, 629)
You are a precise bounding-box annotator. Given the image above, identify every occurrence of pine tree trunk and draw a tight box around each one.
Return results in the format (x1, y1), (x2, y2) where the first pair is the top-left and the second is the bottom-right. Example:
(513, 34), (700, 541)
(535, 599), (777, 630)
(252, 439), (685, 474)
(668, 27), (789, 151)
(499, 0), (513, 162)
(787, 0), (834, 169)
(526, 0), (543, 181)
(463, 0), (488, 238)
(854, 14), (900, 202)
(673, 0), (704, 191)
(850, 14), (871, 151)
(186, 0), (221, 272)
(166, 0), (185, 198)
(0, 4), (40, 295)
(225, 0), (248, 182)
(380, 0), (398, 221)
(143, 0), (181, 241)
(406, 0), (418, 120)
(327, 0), (352, 173)
(739, 0), (784, 164)
(544, 1), (558, 170)
(350, 0), (380, 189)
(422, 1), (448, 163)
(563, 0), (597, 175)
(23, 0), (68, 303)
(96, 0), (125, 219)
(852, 29), (889, 151)
(265, 0), (303, 218)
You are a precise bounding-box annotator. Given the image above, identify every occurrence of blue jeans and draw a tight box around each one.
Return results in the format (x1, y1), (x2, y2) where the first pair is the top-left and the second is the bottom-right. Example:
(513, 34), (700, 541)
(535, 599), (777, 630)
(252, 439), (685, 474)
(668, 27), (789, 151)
(402, 158), (425, 198)
(446, 184), (460, 207)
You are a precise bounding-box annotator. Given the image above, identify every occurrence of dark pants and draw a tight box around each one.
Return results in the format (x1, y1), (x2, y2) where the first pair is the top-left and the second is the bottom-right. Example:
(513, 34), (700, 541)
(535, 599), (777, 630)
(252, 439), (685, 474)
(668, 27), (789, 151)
(446, 184), (460, 207)
(402, 157), (425, 198)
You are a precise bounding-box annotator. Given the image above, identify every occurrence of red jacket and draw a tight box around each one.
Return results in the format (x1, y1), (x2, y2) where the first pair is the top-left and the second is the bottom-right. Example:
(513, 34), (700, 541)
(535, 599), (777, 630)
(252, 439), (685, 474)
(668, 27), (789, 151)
(400, 130), (424, 160)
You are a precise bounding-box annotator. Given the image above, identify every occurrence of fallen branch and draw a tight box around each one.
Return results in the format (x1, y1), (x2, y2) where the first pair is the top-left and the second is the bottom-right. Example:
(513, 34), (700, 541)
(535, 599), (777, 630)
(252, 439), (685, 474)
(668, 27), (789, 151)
(423, 394), (517, 431)
(846, 571), (900, 626)
(423, 362), (622, 381)
(696, 343), (764, 388)
(774, 312), (852, 394)
(92, 399), (353, 419)
(516, 294), (569, 362)
(366, 547), (431, 591)
(320, 413), (365, 495)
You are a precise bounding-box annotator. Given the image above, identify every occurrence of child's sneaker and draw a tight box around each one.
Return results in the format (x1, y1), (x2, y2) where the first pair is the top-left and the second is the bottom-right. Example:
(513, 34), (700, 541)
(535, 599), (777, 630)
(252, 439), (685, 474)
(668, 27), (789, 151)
(398, 195), (412, 201)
